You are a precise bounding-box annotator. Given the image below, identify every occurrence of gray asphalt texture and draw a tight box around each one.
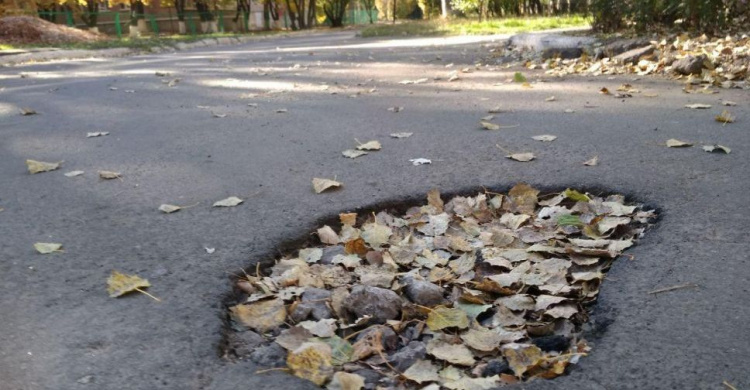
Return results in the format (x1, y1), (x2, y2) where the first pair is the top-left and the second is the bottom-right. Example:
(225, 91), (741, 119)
(1, 30), (748, 390)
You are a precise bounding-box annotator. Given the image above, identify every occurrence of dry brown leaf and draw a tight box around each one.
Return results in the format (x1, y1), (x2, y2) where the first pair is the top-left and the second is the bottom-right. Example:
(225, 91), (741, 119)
(230, 299), (287, 332)
(107, 270), (159, 301)
(506, 153), (535, 162)
(313, 178), (342, 194)
(666, 139), (693, 148)
(213, 196), (243, 207)
(26, 160), (60, 174)
(318, 225), (340, 244)
(34, 242), (62, 254)
(98, 170), (122, 180)
(715, 110), (734, 124)
(19, 108), (37, 116)
(356, 140), (381, 151)
(287, 342), (334, 386)
(339, 213), (357, 226)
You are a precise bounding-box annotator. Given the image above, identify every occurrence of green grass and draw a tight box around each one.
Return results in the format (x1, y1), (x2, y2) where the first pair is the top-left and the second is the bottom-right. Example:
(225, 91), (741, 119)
(359, 15), (591, 38)
(0, 31), (285, 51)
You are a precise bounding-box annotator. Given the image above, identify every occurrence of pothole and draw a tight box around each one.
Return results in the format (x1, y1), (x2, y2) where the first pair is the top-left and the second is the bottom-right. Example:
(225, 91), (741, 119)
(222, 183), (657, 389)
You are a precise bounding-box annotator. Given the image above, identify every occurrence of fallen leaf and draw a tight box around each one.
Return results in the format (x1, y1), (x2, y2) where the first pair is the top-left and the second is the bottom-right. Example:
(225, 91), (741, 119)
(702, 145), (731, 154)
(531, 135), (557, 142)
(502, 343), (543, 377)
(599, 87), (611, 95)
(361, 222), (392, 248)
(107, 270), (159, 301)
(403, 359), (440, 384)
(212, 112), (227, 118)
(213, 196), (243, 207)
(26, 160), (60, 174)
(583, 156), (599, 166)
(318, 226), (340, 244)
(158, 204), (181, 213)
(313, 178), (342, 193)
(506, 153), (535, 162)
(287, 342), (334, 386)
(410, 158), (432, 166)
(230, 298), (287, 332)
(276, 108), (288, 113)
(481, 115), (495, 121)
(86, 132), (109, 138)
(721, 101), (737, 106)
(356, 140), (381, 151)
(513, 72), (527, 83)
(19, 108), (37, 116)
(342, 150), (368, 159)
(64, 170), (84, 177)
(387, 106), (404, 112)
(299, 318), (338, 337)
(488, 106), (509, 114)
(390, 132), (413, 138)
(666, 139), (693, 148)
(205, 247), (215, 254)
(427, 338), (475, 366)
(685, 103), (711, 109)
(98, 170), (121, 179)
(563, 188), (591, 202)
(545, 96), (556, 102)
(34, 242), (62, 254)
(426, 306), (469, 331)
(327, 371), (364, 390)
(715, 110), (734, 124)
(480, 121), (500, 130)
(460, 327), (503, 352)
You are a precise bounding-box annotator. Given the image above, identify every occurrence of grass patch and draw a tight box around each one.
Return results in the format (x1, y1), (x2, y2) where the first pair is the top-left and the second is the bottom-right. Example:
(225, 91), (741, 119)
(360, 15), (591, 38)
(0, 30), (285, 51)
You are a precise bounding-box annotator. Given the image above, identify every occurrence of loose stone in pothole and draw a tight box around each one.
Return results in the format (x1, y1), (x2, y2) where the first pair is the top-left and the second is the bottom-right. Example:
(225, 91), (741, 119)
(225, 184), (656, 389)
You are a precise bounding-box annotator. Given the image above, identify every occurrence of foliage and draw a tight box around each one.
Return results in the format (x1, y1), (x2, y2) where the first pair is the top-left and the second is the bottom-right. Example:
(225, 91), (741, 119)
(590, 0), (750, 32)
(322, 0), (351, 26)
(359, 15), (590, 37)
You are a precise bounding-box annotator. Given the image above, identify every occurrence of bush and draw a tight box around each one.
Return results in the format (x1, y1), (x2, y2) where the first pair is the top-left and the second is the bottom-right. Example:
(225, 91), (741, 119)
(591, 0), (747, 33)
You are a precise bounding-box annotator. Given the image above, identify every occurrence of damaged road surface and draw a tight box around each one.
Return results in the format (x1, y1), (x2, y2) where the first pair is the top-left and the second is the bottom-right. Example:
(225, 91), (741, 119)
(0, 30), (748, 390)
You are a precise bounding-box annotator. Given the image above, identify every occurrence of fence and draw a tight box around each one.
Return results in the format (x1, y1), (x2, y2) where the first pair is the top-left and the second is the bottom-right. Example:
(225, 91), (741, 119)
(33, 8), (377, 38)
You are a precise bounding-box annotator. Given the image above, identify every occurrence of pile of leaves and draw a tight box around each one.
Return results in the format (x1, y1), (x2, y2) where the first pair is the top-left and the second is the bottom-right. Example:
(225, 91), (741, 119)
(226, 184), (656, 389)
(0, 16), (103, 46)
(508, 33), (749, 90)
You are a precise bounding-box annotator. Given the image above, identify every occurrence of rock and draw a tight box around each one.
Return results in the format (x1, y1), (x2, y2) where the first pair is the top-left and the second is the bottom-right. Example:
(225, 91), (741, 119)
(542, 47), (583, 60)
(388, 341), (427, 372)
(343, 286), (402, 323)
(510, 33), (597, 59)
(672, 54), (707, 75)
(226, 330), (266, 358)
(482, 359), (512, 377)
(249, 342), (287, 367)
(402, 277), (445, 306)
(531, 335), (570, 352)
(289, 288), (333, 322)
(356, 325), (399, 351)
(320, 245), (346, 265)
(614, 45), (655, 64)
(352, 368), (384, 387)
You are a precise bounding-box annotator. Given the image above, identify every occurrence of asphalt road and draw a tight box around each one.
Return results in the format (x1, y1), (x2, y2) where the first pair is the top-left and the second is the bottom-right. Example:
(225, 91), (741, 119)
(1, 30), (748, 390)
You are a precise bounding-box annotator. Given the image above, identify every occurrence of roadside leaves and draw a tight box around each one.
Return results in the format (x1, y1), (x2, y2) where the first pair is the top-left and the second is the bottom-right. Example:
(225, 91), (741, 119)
(666, 139), (693, 148)
(506, 153), (535, 162)
(158, 204), (182, 213)
(356, 140), (381, 151)
(715, 110), (734, 124)
(313, 178), (342, 193)
(702, 145), (731, 154)
(531, 135), (557, 142)
(107, 271), (160, 301)
(98, 170), (122, 179)
(34, 242), (62, 254)
(213, 196), (243, 207)
(26, 160), (60, 174)
(226, 186), (654, 388)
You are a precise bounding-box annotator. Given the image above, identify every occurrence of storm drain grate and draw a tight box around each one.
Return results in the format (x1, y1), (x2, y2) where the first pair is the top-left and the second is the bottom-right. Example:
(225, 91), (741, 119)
(224, 183), (656, 388)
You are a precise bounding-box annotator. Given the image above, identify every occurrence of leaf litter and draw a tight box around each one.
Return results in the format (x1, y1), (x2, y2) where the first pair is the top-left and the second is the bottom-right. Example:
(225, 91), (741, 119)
(225, 185), (655, 389)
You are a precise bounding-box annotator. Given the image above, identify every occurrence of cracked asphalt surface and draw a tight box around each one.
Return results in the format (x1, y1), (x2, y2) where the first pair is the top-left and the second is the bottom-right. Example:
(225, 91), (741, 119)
(1, 30), (748, 390)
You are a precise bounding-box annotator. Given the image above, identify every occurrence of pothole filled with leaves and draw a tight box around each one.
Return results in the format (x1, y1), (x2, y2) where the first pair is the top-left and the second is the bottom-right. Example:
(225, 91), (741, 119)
(224, 184), (657, 389)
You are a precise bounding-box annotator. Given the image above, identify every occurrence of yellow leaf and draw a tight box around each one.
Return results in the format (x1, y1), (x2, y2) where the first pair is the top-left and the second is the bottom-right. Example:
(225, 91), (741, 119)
(98, 170), (122, 179)
(327, 372), (365, 390)
(34, 242), (62, 254)
(506, 153), (535, 162)
(666, 138), (693, 148)
(356, 140), (381, 151)
(26, 159), (60, 174)
(229, 298), (287, 332)
(502, 343), (542, 377)
(107, 271), (160, 301)
(480, 121), (500, 130)
(158, 204), (181, 213)
(425, 306), (469, 331)
(287, 342), (334, 386)
(715, 110), (734, 124)
(312, 178), (342, 193)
